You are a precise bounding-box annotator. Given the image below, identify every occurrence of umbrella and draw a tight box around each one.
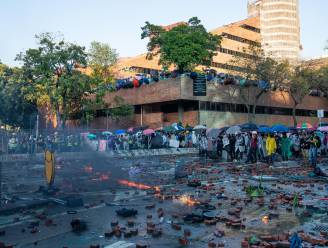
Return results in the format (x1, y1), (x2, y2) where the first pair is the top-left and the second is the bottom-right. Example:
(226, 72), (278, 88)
(127, 127), (134, 133)
(271, 124), (289, 133)
(318, 126), (328, 132)
(258, 126), (271, 133)
(226, 125), (241, 135)
(241, 123), (258, 132)
(194, 125), (207, 130)
(163, 126), (175, 132)
(102, 131), (112, 136)
(143, 129), (155, 135)
(87, 133), (97, 139)
(297, 122), (313, 129)
(206, 128), (221, 138)
(115, 129), (125, 135)
(315, 131), (324, 139)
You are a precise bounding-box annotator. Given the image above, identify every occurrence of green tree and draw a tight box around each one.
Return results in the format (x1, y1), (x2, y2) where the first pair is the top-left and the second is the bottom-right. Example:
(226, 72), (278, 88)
(287, 67), (311, 127)
(88, 41), (118, 85)
(0, 63), (37, 129)
(141, 17), (221, 73)
(16, 32), (96, 129)
(230, 46), (290, 123)
(313, 66), (328, 98)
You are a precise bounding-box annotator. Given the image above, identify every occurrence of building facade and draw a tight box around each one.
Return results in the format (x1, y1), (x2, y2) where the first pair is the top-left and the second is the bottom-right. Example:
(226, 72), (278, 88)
(79, 1), (327, 130)
(248, 0), (301, 61)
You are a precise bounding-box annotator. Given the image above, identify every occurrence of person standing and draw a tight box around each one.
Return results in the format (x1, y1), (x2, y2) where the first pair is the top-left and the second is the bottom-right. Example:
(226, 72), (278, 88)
(281, 133), (291, 161)
(257, 133), (265, 161)
(216, 135), (223, 158)
(245, 132), (258, 164)
(266, 133), (277, 164)
(308, 132), (321, 168)
(235, 133), (245, 161)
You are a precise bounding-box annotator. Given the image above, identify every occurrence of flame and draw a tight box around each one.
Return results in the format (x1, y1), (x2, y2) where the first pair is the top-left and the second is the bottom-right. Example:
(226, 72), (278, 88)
(262, 215), (269, 225)
(178, 195), (199, 206)
(99, 174), (109, 181)
(84, 165), (93, 173)
(118, 180), (152, 190)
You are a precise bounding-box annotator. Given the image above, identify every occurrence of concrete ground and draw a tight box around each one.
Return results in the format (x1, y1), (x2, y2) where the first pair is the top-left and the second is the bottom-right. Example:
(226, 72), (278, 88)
(0, 153), (327, 248)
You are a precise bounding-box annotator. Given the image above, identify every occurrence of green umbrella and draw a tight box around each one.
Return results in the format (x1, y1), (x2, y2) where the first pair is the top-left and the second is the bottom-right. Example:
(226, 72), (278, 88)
(315, 131), (324, 139)
(87, 133), (97, 139)
(163, 126), (175, 132)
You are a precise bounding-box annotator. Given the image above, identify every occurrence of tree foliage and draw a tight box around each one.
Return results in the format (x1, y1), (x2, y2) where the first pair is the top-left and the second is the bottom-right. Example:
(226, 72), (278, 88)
(0, 63), (37, 129)
(141, 17), (221, 72)
(230, 45), (291, 122)
(88, 41), (119, 84)
(15, 33), (125, 129)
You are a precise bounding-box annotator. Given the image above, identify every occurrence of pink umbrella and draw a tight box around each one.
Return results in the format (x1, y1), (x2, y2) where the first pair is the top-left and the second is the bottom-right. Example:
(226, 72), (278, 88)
(143, 129), (155, 135)
(127, 127), (134, 132)
(318, 126), (328, 132)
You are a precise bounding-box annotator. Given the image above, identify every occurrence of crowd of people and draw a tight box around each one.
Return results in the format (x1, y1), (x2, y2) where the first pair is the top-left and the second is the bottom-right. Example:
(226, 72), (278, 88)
(114, 69), (263, 91)
(2, 126), (328, 176)
(203, 130), (326, 176)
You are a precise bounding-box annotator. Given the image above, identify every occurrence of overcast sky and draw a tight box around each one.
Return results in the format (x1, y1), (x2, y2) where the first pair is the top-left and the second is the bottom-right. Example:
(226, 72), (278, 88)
(1, 0), (327, 66)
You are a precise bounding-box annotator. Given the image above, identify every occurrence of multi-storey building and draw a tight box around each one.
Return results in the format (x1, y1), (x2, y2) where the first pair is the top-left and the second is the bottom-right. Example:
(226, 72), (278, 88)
(248, 0), (301, 61)
(78, 1), (328, 129)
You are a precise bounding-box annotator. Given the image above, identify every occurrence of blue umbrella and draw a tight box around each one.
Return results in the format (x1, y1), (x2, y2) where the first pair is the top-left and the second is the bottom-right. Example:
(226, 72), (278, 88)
(115, 129), (125, 135)
(241, 123), (258, 132)
(271, 124), (289, 133)
(258, 126), (271, 133)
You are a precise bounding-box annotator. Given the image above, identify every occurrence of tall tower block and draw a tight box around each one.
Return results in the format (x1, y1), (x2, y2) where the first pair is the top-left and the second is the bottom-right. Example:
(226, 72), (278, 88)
(248, 0), (301, 61)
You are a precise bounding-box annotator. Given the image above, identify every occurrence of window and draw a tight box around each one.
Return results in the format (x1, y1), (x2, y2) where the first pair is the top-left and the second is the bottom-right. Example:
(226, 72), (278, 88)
(218, 47), (256, 59)
(240, 24), (261, 33)
(221, 32), (260, 47)
(199, 101), (319, 117)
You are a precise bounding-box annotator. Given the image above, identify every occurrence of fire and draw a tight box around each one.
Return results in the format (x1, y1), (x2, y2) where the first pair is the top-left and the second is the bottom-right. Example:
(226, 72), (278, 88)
(84, 165), (93, 173)
(177, 195), (199, 206)
(99, 174), (109, 181)
(118, 180), (152, 190)
(262, 215), (270, 225)
(154, 186), (161, 192)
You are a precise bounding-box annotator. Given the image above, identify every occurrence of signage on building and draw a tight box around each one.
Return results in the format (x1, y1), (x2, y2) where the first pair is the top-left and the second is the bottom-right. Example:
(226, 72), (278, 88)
(193, 74), (207, 96)
(317, 109), (324, 118)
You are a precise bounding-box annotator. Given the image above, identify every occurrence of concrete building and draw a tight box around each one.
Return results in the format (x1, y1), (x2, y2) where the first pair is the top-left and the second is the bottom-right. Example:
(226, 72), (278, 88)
(248, 0), (301, 61)
(80, 1), (328, 129)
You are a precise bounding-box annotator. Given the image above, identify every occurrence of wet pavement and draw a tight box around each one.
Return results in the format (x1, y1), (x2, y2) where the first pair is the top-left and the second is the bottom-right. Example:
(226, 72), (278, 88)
(0, 153), (327, 247)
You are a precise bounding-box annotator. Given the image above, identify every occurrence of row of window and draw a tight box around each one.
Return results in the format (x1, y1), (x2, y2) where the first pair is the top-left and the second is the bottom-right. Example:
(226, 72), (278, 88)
(262, 4), (297, 11)
(262, 20), (298, 26)
(211, 62), (246, 72)
(218, 47), (255, 59)
(240, 24), (261, 33)
(199, 101), (327, 117)
(263, 12), (297, 19)
(221, 32), (260, 47)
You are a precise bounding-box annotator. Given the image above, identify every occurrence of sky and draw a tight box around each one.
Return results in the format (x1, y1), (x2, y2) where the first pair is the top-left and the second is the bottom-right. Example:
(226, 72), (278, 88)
(0, 0), (327, 66)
